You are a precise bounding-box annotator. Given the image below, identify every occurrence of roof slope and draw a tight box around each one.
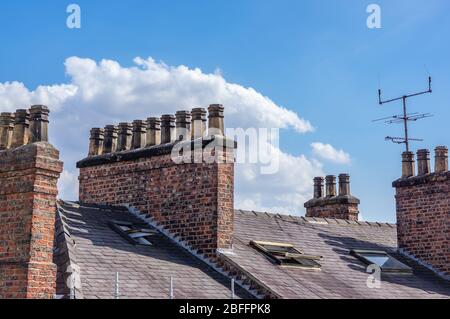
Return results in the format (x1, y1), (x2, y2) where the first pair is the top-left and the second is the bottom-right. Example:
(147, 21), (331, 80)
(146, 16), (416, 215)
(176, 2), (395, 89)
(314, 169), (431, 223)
(54, 201), (252, 299)
(220, 210), (450, 299)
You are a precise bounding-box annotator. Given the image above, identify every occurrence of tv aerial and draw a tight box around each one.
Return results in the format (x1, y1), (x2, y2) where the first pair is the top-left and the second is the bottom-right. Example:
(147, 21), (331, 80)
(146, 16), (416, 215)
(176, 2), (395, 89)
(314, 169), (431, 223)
(373, 76), (433, 152)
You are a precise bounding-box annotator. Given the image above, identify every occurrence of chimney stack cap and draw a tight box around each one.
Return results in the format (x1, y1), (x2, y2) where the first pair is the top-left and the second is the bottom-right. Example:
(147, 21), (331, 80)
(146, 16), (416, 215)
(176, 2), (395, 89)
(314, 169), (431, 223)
(161, 114), (176, 123)
(14, 109), (30, 124)
(147, 117), (161, 126)
(435, 145), (448, 153)
(104, 125), (118, 133)
(0, 112), (15, 126)
(191, 108), (207, 120)
(417, 149), (430, 157)
(175, 111), (192, 122)
(30, 105), (50, 117)
(314, 176), (324, 183)
(118, 122), (132, 130)
(90, 127), (104, 136)
(208, 104), (224, 117)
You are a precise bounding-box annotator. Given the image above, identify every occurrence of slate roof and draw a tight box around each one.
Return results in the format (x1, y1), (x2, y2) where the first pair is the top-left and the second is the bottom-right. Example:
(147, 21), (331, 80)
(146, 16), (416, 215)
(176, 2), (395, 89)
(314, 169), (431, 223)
(220, 210), (450, 299)
(54, 201), (450, 299)
(54, 200), (252, 299)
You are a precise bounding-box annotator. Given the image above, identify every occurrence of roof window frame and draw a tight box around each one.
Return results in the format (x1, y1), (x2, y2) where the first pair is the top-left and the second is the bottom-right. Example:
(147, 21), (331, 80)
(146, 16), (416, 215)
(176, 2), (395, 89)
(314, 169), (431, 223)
(250, 240), (322, 269)
(109, 220), (158, 246)
(350, 249), (413, 274)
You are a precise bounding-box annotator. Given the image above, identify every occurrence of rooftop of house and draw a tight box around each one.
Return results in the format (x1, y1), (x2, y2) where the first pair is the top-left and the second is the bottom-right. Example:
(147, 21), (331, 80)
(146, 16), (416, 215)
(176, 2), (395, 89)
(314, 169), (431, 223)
(54, 200), (450, 299)
(54, 200), (252, 299)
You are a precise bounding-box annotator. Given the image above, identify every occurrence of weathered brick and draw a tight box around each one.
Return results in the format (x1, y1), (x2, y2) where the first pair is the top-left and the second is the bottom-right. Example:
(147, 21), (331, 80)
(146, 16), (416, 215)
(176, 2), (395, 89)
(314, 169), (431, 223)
(0, 142), (63, 299)
(78, 140), (235, 258)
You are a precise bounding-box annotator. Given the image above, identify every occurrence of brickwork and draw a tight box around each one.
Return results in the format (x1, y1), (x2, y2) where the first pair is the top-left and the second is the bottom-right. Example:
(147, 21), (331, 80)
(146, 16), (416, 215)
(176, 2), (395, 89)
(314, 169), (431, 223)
(305, 200), (359, 221)
(393, 149), (449, 278)
(0, 142), (63, 298)
(304, 174), (360, 221)
(78, 138), (235, 257)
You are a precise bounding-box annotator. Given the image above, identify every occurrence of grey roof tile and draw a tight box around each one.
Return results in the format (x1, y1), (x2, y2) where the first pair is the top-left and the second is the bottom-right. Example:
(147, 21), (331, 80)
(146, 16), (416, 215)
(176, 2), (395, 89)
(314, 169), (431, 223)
(55, 200), (253, 299)
(227, 210), (450, 299)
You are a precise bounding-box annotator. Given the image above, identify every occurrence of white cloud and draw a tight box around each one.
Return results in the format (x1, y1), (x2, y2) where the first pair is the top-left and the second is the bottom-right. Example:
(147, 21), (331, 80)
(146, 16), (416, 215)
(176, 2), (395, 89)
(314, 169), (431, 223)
(0, 56), (343, 215)
(311, 142), (351, 164)
(58, 169), (79, 201)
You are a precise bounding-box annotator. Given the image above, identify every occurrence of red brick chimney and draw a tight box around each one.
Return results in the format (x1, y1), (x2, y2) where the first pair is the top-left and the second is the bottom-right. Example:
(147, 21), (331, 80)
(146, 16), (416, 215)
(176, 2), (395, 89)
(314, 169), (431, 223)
(0, 106), (63, 299)
(393, 147), (449, 279)
(77, 105), (235, 258)
(304, 174), (360, 221)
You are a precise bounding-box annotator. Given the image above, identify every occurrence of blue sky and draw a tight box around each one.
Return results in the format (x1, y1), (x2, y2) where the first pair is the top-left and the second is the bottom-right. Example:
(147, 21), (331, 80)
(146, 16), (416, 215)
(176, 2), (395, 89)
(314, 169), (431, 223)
(1, 0), (449, 222)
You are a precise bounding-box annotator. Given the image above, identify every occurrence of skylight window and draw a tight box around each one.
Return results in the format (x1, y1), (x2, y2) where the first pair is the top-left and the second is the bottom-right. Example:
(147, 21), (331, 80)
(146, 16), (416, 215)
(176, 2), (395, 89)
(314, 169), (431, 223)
(250, 241), (322, 269)
(350, 250), (412, 274)
(109, 221), (158, 246)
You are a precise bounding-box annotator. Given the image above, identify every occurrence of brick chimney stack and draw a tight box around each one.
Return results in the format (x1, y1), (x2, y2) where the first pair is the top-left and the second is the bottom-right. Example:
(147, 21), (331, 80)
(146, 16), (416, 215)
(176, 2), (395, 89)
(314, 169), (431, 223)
(78, 105), (235, 258)
(305, 174), (360, 221)
(0, 105), (62, 299)
(393, 146), (450, 279)
(0, 112), (14, 150)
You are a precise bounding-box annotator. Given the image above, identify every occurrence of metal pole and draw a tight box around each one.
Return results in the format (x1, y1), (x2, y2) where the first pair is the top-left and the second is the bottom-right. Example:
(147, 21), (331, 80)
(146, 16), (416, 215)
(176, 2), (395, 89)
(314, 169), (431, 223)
(169, 276), (174, 299)
(231, 278), (235, 299)
(402, 96), (409, 152)
(70, 274), (75, 300)
(115, 272), (120, 299)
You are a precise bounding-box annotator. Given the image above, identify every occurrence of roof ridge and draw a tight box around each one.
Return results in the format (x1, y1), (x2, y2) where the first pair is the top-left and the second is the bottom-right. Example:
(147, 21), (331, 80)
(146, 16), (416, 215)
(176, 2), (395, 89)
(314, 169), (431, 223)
(234, 209), (396, 228)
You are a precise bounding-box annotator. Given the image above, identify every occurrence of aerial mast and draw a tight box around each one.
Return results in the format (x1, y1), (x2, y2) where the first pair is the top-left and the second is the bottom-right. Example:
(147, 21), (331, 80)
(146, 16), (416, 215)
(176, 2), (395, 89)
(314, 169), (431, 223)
(374, 77), (433, 152)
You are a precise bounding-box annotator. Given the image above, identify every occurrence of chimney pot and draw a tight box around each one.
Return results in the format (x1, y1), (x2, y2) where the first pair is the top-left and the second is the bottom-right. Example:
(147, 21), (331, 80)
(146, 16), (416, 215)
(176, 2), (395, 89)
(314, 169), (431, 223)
(417, 149), (431, 175)
(325, 175), (337, 197)
(29, 105), (50, 143)
(161, 114), (176, 144)
(313, 177), (324, 199)
(131, 120), (147, 149)
(208, 104), (225, 136)
(0, 112), (15, 150)
(117, 122), (132, 151)
(435, 146), (448, 173)
(175, 111), (192, 141)
(103, 125), (119, 154)
(11, 109), (31, 148)
(89, 128), (104, 156)
(401, 151), (415, 178)
(191, 108), (207, 139)
(146, 117), (161, 147)
(338, 174), (351, 196)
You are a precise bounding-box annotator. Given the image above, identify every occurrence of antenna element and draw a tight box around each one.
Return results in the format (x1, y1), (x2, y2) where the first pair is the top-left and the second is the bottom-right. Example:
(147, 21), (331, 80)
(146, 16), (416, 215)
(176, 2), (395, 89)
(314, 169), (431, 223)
(375, 77), (433, 152)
